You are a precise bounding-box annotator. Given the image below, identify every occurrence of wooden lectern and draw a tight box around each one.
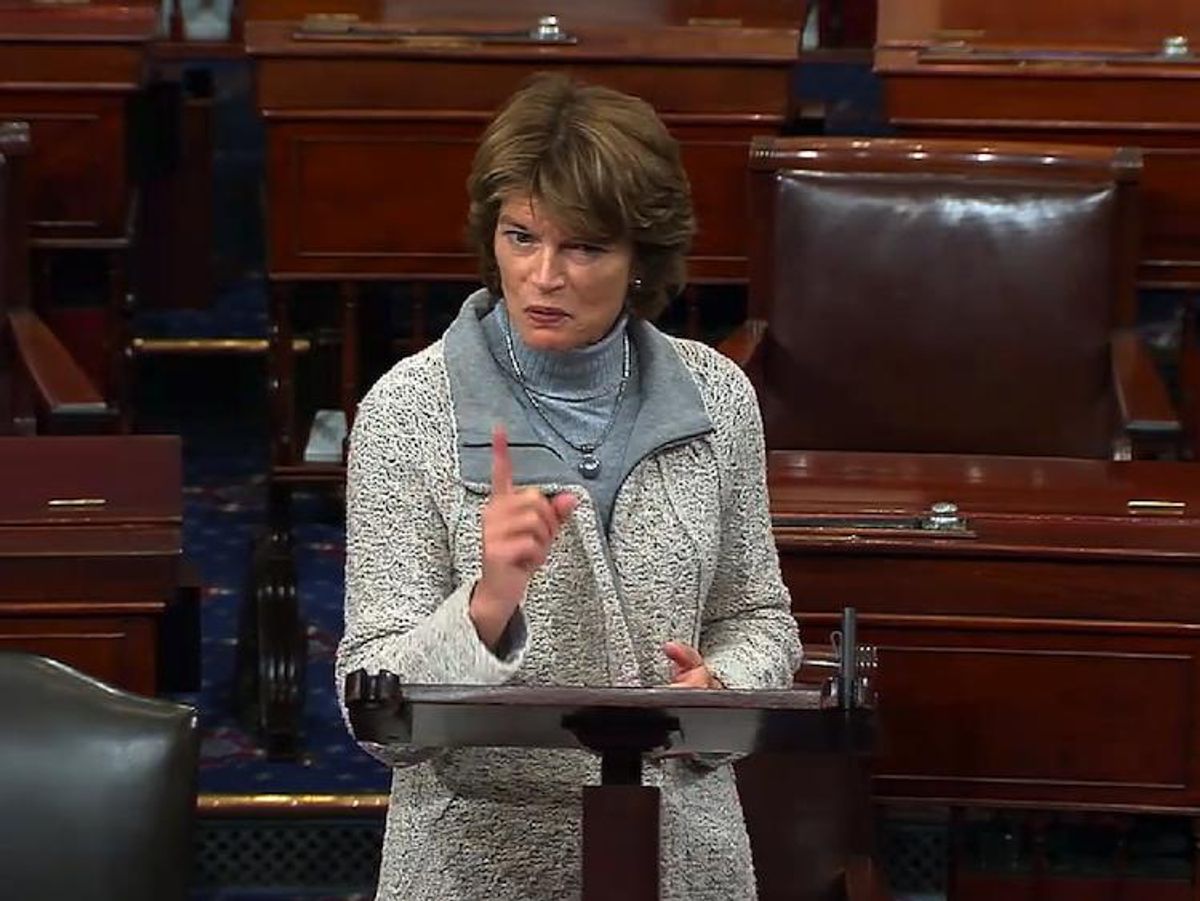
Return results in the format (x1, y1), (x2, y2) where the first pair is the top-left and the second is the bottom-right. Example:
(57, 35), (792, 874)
(345, 615), (882, 901)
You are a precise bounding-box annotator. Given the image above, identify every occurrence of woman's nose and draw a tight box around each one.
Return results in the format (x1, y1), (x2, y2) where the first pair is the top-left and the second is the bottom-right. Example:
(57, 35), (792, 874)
(530, 248), (565, 291)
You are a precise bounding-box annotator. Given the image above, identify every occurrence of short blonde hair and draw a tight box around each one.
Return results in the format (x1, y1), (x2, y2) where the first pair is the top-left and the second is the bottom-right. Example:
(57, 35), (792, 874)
(467, 73), (695, 318)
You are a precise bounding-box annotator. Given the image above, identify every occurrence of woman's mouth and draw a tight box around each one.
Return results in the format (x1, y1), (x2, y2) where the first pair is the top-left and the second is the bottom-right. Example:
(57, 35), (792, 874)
(525, 306), (569, 326)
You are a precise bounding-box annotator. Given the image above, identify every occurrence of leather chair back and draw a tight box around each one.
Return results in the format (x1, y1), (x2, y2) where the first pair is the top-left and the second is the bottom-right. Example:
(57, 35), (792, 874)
(0, 652), (198, 901)
(748, 138), (1141, 457)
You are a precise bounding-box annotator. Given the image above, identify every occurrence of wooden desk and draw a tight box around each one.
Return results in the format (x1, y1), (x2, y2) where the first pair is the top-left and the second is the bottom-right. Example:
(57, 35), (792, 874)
(0, 435), (182, 695)
(875, 0), (1200, 291)
(248, 13), (798, 287)
(769, 448), (1200, 814)
(0, 4), (158, 421)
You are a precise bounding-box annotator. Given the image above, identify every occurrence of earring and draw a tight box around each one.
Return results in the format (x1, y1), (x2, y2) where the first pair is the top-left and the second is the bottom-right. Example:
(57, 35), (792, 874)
(630, 276), (644, 291)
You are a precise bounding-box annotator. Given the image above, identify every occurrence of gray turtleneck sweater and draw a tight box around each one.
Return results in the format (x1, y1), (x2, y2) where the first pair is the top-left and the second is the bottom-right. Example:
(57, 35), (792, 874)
(480, 300), (641, 529)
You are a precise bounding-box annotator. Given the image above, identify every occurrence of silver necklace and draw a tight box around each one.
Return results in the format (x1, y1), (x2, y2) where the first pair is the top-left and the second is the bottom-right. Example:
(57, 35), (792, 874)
(502, 316), (631, 480)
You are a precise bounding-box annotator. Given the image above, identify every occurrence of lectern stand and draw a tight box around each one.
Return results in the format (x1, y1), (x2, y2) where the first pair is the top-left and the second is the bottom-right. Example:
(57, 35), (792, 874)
(345, 650), (878, 901)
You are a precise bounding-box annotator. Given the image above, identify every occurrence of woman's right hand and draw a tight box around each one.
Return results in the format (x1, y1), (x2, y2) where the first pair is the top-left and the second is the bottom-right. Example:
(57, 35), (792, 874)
(469, 426), (578, 649)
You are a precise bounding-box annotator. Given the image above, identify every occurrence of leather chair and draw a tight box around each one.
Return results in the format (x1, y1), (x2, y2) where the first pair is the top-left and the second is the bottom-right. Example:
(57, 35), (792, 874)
(0, 652), (198, 901)
(1, 121), (113, 434)
(722, 137), (1180, 459)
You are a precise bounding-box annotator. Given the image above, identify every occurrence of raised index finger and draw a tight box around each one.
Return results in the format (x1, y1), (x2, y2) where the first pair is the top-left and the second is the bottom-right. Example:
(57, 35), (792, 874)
(491, 424), (513, 495)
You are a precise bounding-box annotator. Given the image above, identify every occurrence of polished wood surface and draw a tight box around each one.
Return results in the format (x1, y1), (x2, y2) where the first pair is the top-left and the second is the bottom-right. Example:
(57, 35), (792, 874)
(0, 435), (182, 695)
(244, 0), (805, 27)
(880, 1), (1200, 48)
(770, 449), (1200, 812)
(876, 1), (1200, 289)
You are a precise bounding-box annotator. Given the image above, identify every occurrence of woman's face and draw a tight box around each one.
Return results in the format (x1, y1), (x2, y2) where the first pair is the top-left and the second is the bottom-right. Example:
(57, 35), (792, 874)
(494, 195), (634, 352)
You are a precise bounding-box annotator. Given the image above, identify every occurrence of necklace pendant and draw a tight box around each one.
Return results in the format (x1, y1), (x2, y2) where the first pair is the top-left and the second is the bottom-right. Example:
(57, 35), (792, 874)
(578, 454), (602, 480)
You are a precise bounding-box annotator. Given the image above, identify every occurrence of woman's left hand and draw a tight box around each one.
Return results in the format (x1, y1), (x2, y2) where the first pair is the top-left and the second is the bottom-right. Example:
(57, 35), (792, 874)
(663, 641), (723, 689)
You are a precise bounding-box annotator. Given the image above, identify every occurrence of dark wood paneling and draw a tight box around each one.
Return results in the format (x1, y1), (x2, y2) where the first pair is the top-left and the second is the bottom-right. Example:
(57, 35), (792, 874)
(0, 8), (152, 243)
(244, 0), (806, 27)
(772, 450), (1200, 812)
(251, 18), (795, 282)
(782, 556), (1198, 621)
(266, 117), (765, 279)
(267, 122), (481, 276)
(791, 607), (1200, 811)
(0, 43), (145, 85)
(256, 57), (795, 113)
(0, 436), (181, 695)
(0, 96), (128, 238)
(870, 637), (1191, 788)
(873, 623), (1192, 801)
(0, 616), (157, 695)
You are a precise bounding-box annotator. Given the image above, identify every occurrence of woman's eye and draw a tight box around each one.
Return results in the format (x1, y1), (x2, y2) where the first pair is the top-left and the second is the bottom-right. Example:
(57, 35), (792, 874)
(568, 243), (606, 257)
(504, 229), (535, 246)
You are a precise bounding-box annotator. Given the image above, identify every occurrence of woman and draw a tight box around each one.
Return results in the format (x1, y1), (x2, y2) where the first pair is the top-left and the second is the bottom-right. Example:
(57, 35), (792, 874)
(337, 73), (802, 900)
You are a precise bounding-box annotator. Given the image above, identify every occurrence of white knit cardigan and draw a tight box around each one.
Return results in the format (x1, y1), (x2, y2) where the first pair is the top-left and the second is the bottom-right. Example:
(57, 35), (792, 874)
(337, 292), (803, 901)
